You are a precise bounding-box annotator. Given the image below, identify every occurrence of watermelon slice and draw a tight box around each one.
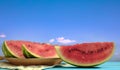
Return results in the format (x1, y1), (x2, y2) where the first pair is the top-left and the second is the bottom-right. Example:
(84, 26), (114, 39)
(22, 43), (59, 58)
(2, 40), (25, 58)
(55, 42), (115, 67)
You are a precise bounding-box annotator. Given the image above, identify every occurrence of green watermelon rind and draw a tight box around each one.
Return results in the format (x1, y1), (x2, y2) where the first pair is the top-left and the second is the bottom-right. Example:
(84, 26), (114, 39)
(55, 45), (115, 67)
(2, 43), (7, 56)
(22, 46), (31, 58)
(2, 41), (17, 58)
(22, 44), (42, 58)
(2, 44), (9, 57)
(2, 45), (10, 57)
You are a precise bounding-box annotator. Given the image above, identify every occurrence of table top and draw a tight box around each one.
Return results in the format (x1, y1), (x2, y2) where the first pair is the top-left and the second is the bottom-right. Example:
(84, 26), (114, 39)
(0, 62), (120, 70)
(46, 62), (120, 70)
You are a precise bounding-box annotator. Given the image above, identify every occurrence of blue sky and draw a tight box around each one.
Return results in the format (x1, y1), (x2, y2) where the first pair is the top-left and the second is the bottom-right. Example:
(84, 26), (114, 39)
(0, 0), (120, 61)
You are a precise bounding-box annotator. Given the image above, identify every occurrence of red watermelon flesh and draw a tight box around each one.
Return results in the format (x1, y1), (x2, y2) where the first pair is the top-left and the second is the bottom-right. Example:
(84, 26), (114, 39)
(24, 43), (58, 58)
(56, 42), (114, 66)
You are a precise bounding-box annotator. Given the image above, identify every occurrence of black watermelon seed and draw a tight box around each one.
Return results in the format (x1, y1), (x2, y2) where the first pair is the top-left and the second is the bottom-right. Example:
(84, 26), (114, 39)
(88, 51), (94, 54)
(97, 48), (104, 53)
(81, 51), (86, 54)
(104, 47), (107, 50)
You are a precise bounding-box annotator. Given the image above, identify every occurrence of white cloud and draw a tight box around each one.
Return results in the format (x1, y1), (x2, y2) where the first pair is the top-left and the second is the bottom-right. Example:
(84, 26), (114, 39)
(56, 37), (76, 44)
(0, 34), (6, 38)
(49, 39), (55, 43)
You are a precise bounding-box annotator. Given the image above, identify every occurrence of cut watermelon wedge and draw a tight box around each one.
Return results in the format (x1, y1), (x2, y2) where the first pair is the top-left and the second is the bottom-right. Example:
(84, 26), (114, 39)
(2, 41), (25, 58)
(22, 43), (59, 58)
(55, 42), (115, 67)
